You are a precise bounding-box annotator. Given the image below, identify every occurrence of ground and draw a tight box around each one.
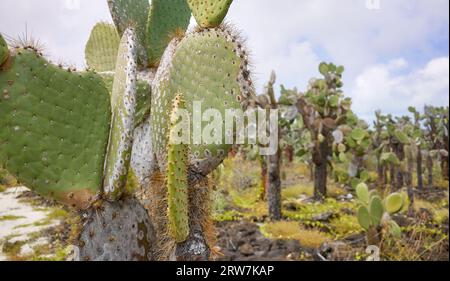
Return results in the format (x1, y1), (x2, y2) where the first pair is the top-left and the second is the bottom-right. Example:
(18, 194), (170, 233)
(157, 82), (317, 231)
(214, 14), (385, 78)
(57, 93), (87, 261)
(0, 158), (448, 261)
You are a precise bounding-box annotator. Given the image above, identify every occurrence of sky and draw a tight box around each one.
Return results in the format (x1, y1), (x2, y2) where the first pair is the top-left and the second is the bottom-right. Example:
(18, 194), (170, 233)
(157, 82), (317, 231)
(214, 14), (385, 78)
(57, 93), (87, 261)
(0, 0), (448, 123)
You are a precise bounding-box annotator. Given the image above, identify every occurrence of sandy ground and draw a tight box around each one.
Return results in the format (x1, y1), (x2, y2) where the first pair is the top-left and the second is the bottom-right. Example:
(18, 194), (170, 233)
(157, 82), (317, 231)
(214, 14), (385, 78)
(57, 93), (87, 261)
(0, 186), (59, 260)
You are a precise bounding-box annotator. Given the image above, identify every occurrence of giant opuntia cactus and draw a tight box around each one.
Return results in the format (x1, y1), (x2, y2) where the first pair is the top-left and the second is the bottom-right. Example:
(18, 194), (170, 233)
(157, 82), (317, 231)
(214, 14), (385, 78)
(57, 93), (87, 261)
(1, 0), (254, 261)
(0, 28), (157, 261)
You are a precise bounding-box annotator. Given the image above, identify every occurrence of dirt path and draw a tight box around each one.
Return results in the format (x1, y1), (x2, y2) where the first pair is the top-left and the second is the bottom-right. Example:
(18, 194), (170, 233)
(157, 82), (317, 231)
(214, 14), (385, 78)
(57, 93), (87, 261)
(0, 186), (60, 261)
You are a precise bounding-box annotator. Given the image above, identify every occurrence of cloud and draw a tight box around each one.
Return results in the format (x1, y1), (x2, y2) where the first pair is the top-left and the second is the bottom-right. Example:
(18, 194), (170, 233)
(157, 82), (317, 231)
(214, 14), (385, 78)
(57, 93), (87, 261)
(352, 56), (449, 118)
(0, 0), (448, 121)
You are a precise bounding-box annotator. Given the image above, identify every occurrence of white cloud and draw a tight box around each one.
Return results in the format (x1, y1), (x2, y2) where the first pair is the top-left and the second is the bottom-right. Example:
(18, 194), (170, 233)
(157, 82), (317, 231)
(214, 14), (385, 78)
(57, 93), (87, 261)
(352, 56), (449, 117)
(0, 0), (448, 120)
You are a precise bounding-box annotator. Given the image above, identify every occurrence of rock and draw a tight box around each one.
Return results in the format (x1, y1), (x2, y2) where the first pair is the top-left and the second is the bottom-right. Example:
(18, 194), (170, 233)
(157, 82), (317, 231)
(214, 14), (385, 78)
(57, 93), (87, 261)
(318, 241), (353, 261)
(20, 244), (34, 257)
(312, 212), (335, 222)
(238, 243), (254, 256)
(285, 239), (302, 253)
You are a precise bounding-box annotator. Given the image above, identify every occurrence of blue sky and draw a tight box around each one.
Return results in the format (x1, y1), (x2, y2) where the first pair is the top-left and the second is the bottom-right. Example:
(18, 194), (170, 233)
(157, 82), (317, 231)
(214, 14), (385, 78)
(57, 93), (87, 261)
(1, 0), (448, 123)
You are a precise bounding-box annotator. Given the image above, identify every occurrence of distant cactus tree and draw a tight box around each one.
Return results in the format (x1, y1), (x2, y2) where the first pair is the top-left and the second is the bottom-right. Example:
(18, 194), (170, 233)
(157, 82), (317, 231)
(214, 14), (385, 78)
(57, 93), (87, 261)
(296, 63), (351, 199)
(0, 0), (256, 261)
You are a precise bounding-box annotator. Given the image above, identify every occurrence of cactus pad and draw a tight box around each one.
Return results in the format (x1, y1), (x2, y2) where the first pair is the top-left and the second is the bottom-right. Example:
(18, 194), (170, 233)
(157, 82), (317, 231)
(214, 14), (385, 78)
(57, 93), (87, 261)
(0, 49), (111, 209)
(151, 27), (254, 176)
(369, 196), (384, 226)
(76, 197), (156, 261)
(167, 94), (190, 242)
(130, 120), (157, 188)
(85, 22), (120, 72)
(146, 0), (192, 66)
(188, 0), (233, 28)
(355, 182), (369, 204)
(385, 193), (404, 214)
(103, 28), (137, 201)
(357, 206), (371, 230)
(107, 0), (150, 66)
(100, 73), (150, 128)
(0, 34), (8, 66)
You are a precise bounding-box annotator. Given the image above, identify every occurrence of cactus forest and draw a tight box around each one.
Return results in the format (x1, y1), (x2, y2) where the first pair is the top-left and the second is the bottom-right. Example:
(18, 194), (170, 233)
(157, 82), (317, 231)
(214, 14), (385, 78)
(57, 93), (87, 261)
(0, 0), (448, 262)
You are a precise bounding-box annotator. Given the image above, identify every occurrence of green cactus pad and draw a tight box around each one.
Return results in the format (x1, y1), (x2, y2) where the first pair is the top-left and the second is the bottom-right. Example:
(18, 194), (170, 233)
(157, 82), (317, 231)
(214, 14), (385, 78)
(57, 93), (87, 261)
(167, 94), (190, 242)
(0, 34), (8, 66)
(107, 0), (150, 66)
(355, 182), (369, 204)
(85, 22), (120, 72)
(146, 0), (192, 66)
(357, 206), (371, 230)
(0, 49), (111, 209)
(100, 73), (151, 128)
(103, 28), (137, 201)
(188, 0), (233, 28)
(369, 196), (384, 226)
(151, 27), (254, 176)
(385, 193), (404, 214)
(387, 220), (401, 238)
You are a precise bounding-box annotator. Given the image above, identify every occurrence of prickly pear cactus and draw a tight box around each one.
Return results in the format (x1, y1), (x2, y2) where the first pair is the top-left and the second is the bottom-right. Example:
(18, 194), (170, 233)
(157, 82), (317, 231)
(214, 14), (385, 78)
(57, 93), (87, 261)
(385, 193), (404, 214)
(146, 0), (191, 66)
(108, 0), (150, 66)
(85, 22), (120, 72)
(167, 94), (190, 242)
(355, 183), (404, 244)
(103, 28), (137, 201)
(151, 26), (254, 177)
(188, 0), (234, 28)
(0, 47), (111, 209)
(0, 34), (8, 66)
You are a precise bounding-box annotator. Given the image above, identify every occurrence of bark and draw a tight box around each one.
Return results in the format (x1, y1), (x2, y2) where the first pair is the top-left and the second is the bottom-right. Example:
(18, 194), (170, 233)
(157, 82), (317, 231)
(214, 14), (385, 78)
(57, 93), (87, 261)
(441, 156), (449, 181)
(427, 154), (433, 188)
(313, 140), (329, 200)
(268, 151), (282, 220)
(393, 143), (405, 190)
(259, 156), (268, 200)
(417, 149), (423, 190)
(376, 159), (384, 186)
(390, 163), (396, 189)
(406, 156), (415, 217)
(284, 145), (294, 163)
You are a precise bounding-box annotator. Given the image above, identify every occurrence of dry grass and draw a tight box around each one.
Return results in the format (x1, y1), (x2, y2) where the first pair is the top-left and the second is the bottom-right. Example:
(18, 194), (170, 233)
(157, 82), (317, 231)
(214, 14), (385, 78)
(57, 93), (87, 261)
(282, 184), (313, 199)
(260, 221), (330, 248)
(414, 198), (449, 223)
